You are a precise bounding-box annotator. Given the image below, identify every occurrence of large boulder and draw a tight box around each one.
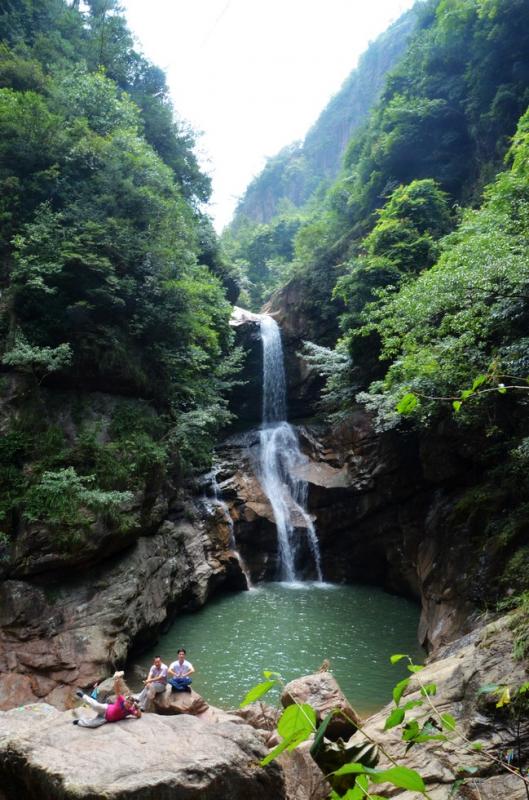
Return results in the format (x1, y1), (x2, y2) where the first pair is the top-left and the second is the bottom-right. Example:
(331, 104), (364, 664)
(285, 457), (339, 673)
(281, 672), (361, 741)
(0, 704), (285, 800)
(233, 701), (281, 732)
(153, 685), (209, 716)
(345, 614), (529, 798)
(277, 742), (332, 800)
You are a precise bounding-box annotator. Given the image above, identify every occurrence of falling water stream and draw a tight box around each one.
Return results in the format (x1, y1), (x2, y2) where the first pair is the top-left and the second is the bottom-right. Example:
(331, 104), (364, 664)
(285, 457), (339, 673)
(259, 315), (323, 582)
(134, 313), (422, 713)
(203, 469), (253, 589)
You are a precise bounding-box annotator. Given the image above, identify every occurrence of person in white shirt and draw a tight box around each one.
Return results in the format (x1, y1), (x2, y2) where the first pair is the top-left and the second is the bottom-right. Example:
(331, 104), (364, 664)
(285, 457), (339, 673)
(137, 655), (168, 710)
(168, 648), (195, 692)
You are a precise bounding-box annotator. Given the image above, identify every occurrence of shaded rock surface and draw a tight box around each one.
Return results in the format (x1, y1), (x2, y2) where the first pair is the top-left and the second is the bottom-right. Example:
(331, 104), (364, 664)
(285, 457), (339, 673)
(352, 614), (529, 798)
(277, 743), (332, 800)
(0, 514), (244, 710)
(228, 305), (263, 427)
(0, 704), (285, 800)
(282, 672), (361, 741)
(213, 407), (492, 652)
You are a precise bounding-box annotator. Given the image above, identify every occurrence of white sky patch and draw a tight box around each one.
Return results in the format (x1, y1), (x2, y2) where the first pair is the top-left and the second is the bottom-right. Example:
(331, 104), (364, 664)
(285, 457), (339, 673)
(121, 0), (416, 230)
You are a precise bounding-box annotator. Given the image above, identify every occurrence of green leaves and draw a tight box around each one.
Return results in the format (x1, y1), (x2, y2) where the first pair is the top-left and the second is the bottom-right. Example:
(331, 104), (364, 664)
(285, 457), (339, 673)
(441, 713), (457, 731)
(396, 392), (419, 414)
(384, 707), (405, 729)
(393, 677), (410, 706)
(277, 703), (316, 741)
(375, 766), (426, 792)
(240, 679), (278, 707)
(260, 703), (316, 766)
(241, 672), (318, 768)
(333, 763), (427, 794)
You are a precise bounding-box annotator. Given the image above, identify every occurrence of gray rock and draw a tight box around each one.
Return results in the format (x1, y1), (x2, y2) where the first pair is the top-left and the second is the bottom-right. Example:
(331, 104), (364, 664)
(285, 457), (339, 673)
(281, 672), (361, 741)
(346, 615), (529, 798)
(0, 705), (285, 800)
(277, 742), (331, 800)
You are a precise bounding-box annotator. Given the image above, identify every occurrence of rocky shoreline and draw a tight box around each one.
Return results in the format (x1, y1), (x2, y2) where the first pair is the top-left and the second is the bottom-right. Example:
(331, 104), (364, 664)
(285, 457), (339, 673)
(1, 614), (527, 799)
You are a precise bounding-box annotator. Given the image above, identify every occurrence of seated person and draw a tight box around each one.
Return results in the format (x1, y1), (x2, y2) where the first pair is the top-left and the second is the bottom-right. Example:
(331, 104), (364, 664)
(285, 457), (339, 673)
(168, 648), (195, 692)
(73, 672), (141, 728)
(136, 655), (168, 711)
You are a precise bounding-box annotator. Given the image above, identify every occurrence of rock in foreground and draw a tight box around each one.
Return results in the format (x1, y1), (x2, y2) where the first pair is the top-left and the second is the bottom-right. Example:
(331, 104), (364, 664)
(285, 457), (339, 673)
(350, 614), (529, 798)
(0, 704), (285, 800)
(282, 672), (361, 740)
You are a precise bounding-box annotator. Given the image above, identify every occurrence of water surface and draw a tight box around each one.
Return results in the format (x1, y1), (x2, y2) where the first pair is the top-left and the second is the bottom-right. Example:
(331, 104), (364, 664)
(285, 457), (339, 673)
(136, 583), (422, 716)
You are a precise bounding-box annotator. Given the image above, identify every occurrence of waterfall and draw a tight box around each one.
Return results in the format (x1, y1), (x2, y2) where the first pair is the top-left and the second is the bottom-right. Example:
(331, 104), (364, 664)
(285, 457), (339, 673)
(204, 469), (253, 589)
(259, 315), (323, 582)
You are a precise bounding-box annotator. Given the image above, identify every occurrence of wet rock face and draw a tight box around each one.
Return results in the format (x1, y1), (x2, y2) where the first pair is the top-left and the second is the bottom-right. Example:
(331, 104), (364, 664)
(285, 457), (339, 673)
(228, 306), (263, 428)
(0, 706), (285, 800)
(350, 615), (529, 799)
(213, 410), (485, 653)
(0, 516), (244, 711)
(230, 300), (325, 424)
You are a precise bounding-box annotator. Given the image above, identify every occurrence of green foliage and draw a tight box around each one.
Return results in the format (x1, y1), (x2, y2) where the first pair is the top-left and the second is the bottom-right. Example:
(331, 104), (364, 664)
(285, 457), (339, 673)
(261, 704), (317, 766)
(221, 213), (303, 309)
(301, 340), (356, 422)
(24, 467), (132, 545)
(0, 1), (245, 560)
(496, 593), (529, 661)
(335, 179), (452, 343)
(352, 105), (529, 433)
(2, 333), (72, 376)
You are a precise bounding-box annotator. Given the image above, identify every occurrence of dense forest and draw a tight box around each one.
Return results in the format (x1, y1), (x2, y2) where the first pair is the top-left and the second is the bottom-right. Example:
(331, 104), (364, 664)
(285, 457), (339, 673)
(0, 0), (239, 554)
(2, 1), (529, 795)
(225, 0), (529, 603)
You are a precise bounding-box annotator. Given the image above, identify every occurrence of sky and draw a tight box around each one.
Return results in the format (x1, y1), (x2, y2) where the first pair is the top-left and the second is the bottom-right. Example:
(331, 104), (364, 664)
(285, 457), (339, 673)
(121, 0), (416, 230)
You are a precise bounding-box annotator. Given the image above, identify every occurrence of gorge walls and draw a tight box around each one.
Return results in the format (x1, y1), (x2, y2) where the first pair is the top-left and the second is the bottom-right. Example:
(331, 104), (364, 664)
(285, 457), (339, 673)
(227, 304), (505, 654)
(0, 378), (246, 710)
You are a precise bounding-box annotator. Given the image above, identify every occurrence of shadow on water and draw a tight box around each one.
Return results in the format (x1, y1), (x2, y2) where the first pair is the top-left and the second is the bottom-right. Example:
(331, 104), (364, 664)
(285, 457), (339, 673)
(132, 582), (423, 716)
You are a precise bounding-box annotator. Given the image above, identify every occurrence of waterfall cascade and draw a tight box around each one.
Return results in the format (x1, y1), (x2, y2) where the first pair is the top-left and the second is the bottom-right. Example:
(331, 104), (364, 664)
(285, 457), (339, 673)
(258, 315), (323, 582)
(203, 469), (253, 589)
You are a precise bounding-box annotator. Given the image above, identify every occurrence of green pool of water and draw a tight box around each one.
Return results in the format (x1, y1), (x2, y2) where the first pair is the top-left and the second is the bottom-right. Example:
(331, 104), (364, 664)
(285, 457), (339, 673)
(135, 582), (423, 715)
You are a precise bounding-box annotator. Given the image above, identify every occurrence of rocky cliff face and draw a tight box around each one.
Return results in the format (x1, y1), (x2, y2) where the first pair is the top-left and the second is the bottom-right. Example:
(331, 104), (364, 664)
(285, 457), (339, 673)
(349, 614), (529, 799)
(212, 412), (481, 653)
(0, 512), (245, 710)
(222, 310), (511, 656)
(0, 377), (247, 711)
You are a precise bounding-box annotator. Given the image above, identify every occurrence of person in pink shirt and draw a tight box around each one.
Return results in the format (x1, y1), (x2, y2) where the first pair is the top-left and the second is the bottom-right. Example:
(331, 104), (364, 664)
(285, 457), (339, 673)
(73, 672), (141, 728)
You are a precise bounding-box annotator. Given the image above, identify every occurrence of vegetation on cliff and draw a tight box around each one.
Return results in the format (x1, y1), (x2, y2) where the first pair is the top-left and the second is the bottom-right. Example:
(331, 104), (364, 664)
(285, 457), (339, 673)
(221, 6), (418, 308)
(225, 0), (529, 603)
(0, 0), (239, 554)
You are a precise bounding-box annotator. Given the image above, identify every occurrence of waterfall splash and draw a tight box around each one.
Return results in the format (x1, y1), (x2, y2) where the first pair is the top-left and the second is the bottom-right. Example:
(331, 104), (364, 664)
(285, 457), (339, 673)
(259, 315), (323, 582)
(203, 469), (253, 589)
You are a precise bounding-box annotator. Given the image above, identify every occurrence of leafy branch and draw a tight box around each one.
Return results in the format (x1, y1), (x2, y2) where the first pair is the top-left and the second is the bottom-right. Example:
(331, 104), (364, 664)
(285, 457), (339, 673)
(397, 369), (529, 416)
(241, 656), (529, 799)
